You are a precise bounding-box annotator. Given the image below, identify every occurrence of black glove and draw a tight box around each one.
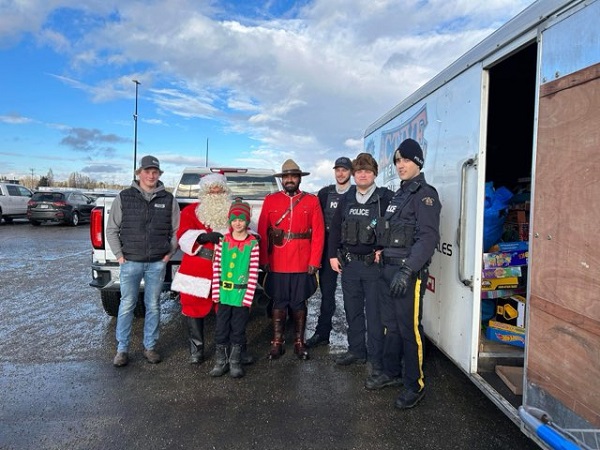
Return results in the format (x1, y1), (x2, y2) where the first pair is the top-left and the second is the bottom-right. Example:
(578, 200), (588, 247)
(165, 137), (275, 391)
(307, 265), (318, 275)
(196, 231), (223, 245)
(389, 265), (414, 297)
(260, 264), (270, 273)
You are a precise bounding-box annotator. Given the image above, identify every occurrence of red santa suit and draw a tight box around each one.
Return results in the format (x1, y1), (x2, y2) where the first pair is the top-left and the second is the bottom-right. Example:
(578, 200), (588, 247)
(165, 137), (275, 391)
(172, 203), (226, 318)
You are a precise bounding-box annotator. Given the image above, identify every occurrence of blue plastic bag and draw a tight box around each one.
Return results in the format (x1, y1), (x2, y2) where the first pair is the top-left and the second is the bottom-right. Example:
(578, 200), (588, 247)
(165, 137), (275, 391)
(483, 182), (513, 251)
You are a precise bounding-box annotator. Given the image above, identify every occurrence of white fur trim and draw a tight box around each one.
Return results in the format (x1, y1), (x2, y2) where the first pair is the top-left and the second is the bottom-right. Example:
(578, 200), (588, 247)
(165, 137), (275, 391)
(171, 272), (211, 298)
(179, 230), (205, 255)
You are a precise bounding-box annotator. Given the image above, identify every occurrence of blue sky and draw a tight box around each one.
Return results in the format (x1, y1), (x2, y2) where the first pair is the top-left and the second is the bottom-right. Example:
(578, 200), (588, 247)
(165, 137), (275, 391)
(0, 0), (533, 190)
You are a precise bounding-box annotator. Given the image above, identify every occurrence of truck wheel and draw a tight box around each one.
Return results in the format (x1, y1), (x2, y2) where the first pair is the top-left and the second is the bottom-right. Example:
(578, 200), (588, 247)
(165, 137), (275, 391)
(100, 291), (146, 318)
(101, 291), (121, 317)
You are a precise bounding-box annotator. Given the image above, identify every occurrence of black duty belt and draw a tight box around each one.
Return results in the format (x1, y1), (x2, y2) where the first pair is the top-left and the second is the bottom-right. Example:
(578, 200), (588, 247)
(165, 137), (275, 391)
(284, 232), (311, 240)
(347, 252), (375, 261)
(219, 280), (248, 290)
(383, 256), (406, 266)
(196, 247), (214, 261)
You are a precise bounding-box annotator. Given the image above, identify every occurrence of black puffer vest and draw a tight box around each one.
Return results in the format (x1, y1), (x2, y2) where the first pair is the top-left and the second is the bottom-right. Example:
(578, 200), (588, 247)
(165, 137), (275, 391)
(119, 187), (173, 262)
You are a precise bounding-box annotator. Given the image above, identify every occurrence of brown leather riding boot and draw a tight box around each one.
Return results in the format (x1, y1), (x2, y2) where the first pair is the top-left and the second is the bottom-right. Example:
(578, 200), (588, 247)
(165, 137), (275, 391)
(267, 309), (287, 360)
(293, 309), (309, 360)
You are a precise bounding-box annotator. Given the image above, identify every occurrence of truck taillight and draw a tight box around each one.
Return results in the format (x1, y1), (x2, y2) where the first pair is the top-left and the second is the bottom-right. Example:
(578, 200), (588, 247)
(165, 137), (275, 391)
(90, 207), (104, 249)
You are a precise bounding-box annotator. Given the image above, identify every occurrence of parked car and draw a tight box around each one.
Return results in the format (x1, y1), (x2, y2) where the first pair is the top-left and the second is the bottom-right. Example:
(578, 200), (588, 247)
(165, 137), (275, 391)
(0, 182), (33, 223)
(27, 190), (95, 226)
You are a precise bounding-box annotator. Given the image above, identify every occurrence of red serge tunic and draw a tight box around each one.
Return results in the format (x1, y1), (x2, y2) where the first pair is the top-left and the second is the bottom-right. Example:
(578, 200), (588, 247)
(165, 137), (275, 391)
(171, 202), (220, 318)
(257, 190), (325, 272)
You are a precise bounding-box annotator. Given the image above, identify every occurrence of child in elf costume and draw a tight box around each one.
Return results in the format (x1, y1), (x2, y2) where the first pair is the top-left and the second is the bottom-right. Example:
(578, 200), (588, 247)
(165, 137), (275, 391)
(209, 198), (259, 378)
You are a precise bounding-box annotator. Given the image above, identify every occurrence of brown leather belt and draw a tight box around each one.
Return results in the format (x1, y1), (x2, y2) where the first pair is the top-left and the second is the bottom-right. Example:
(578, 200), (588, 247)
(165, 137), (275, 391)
(283, 232), (311, 240)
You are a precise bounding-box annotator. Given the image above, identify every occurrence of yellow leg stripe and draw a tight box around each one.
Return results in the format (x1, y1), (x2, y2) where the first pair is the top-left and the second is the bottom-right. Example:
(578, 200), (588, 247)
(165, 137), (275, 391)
(413, 277), (425, 391)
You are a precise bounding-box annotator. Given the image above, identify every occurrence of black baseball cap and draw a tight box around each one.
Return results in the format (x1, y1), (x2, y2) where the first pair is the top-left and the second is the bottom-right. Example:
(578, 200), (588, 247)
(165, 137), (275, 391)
(333, 156), (352, 170)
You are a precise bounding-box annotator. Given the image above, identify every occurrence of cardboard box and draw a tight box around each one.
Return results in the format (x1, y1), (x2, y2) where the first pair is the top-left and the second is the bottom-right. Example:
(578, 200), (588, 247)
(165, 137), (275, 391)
(485, 323), (525, 348)
(483, 251), (528, 268)
(495, 295), (526, 328)
(482, 266), (523, 279)
(497, 241), (528, 252)
(488, 319), (525, 334)
(481, 277), (520, 291)
(503, 222), (529, 242)
(481, 288), (526, 300)
(506, 210), (529, 224)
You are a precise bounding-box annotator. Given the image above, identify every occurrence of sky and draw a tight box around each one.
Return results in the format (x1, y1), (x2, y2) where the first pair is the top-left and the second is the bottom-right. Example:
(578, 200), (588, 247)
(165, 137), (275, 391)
(0, 0), (534, 191)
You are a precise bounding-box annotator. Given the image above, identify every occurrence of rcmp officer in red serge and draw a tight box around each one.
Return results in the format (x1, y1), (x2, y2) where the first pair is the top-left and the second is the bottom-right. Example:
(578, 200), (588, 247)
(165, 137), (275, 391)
(376, 138), (441, 409)
(258, 159), (325, 360)
(328, 153), (394, 377)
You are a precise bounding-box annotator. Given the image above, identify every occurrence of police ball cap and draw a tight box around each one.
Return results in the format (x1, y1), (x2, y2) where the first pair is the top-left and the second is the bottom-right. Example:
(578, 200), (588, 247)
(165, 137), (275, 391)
(395, 138), (424, 168)
(352, 153), (378, 177)
(333, 156), (352, 170)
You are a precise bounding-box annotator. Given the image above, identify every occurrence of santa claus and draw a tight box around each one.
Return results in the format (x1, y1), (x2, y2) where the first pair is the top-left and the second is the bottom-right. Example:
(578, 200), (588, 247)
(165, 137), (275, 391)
(171, 173), (231, 364)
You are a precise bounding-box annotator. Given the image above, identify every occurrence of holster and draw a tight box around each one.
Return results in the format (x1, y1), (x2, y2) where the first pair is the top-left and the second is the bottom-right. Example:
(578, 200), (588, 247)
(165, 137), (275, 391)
(268, 227), (284, 253)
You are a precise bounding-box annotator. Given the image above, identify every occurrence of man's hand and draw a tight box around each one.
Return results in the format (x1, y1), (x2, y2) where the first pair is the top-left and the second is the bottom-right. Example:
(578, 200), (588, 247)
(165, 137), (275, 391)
(390, 265), (414, 297)
(307, 265), (318, 275)
(330, 257), (342, 274)
(197, 231), (223, 244)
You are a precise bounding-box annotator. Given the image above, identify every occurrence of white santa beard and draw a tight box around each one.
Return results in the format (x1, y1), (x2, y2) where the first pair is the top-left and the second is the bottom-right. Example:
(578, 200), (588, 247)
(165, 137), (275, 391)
(196, 193), (231, 230)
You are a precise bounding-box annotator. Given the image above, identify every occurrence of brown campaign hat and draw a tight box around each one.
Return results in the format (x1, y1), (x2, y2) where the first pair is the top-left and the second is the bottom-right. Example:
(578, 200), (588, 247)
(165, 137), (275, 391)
(274, 159), (310, 177)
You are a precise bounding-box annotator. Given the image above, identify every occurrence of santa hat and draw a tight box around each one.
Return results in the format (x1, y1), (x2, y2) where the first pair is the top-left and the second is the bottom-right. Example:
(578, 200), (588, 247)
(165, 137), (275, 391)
(198, 172), (229, 196)
(228, 197), (251, 224)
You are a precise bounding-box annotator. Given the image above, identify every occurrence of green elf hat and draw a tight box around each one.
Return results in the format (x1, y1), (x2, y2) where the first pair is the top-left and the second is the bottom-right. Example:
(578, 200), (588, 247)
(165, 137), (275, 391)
(228, 197), (251, 224)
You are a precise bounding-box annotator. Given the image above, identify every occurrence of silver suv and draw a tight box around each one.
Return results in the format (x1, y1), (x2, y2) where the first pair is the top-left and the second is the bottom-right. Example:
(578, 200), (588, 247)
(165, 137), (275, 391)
(0, 182), (33, 223)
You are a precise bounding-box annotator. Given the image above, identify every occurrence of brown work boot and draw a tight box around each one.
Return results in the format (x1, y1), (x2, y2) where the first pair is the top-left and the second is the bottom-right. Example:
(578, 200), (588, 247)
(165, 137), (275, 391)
(293, 310), (309, 360)
(143, 348), (162, 364)
(113, 352), (129, 367)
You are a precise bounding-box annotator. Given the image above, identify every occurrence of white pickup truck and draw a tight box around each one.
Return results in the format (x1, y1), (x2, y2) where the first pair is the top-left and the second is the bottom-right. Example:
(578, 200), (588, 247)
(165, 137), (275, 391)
(89, 167), (281, 317)
(0, 182), (33, 223)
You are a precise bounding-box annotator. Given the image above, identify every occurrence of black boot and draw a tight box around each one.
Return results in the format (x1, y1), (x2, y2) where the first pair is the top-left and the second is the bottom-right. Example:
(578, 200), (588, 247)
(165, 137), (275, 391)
(293, 309), (309, 360)
(267, 309), (287, 360)
(229, 344), (245, 378)
(187, 317), (205, 364)
(209, 344), (229, 377)
(240, 343), (255, 365)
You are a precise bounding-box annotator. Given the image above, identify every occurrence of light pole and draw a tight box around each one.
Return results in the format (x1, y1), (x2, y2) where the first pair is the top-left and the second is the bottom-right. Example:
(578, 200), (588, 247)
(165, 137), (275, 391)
(132, 79), (141, 181)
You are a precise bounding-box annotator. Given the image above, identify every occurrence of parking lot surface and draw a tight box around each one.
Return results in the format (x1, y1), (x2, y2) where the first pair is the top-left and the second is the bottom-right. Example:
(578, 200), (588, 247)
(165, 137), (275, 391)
(0, 220), (539, 449)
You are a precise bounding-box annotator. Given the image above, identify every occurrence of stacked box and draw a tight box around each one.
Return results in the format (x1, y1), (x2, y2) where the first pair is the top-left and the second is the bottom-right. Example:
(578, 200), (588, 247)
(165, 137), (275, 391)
(482, 266), (523, 279)
(481, 277), (520, 291)
(495, 295), (526, 328)
(482, 251), (528, 268)
(485, 323), (525, 348)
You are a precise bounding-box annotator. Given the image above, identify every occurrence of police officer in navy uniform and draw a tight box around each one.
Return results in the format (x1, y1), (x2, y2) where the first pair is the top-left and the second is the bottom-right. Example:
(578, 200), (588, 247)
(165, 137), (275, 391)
(375, 138), (441, 409)
(306, 156), (353, 348)
(328, 153), (394, 376)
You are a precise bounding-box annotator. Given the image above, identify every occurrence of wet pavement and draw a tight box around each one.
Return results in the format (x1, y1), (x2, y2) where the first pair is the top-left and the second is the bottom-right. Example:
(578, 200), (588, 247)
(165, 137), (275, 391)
(0, 220), (539, 449)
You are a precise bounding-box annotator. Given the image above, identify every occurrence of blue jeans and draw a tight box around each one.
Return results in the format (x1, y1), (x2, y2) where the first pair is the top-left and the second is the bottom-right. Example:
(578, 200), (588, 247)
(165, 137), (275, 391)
(116, 260), (166, 352)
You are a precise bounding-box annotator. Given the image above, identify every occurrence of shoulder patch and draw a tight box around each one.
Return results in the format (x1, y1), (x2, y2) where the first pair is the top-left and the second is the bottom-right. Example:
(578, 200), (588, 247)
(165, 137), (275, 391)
(422, 197), (435, 206)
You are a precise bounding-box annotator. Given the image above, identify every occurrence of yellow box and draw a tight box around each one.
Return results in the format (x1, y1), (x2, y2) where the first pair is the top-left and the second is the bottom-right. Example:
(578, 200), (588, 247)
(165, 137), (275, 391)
(481, 277), (520, 291)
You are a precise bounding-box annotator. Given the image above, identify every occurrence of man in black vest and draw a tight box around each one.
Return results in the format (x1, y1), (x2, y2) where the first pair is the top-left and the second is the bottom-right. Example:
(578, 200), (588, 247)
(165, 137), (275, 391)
(306, 156), (352, 348)
(328, 153), (394, 379)
(107, 155), (180, 367)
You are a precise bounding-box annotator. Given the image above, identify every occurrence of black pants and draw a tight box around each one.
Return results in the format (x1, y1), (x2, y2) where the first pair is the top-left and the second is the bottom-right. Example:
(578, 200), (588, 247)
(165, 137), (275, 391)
(265, 272), (317, 312)
(340, 260), (383, 365)
(379, 263), (427, 393)
(214, 304), (250, 346)
(314, 257), (339, 338)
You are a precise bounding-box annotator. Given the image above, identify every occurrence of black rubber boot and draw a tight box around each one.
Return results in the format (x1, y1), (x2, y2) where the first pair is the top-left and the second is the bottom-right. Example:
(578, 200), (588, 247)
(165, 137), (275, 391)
(229, 344), (245, 378)
(209, 344), (229, 377)
(187, 317), (205, 364)
(240, 343), (255, 365)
